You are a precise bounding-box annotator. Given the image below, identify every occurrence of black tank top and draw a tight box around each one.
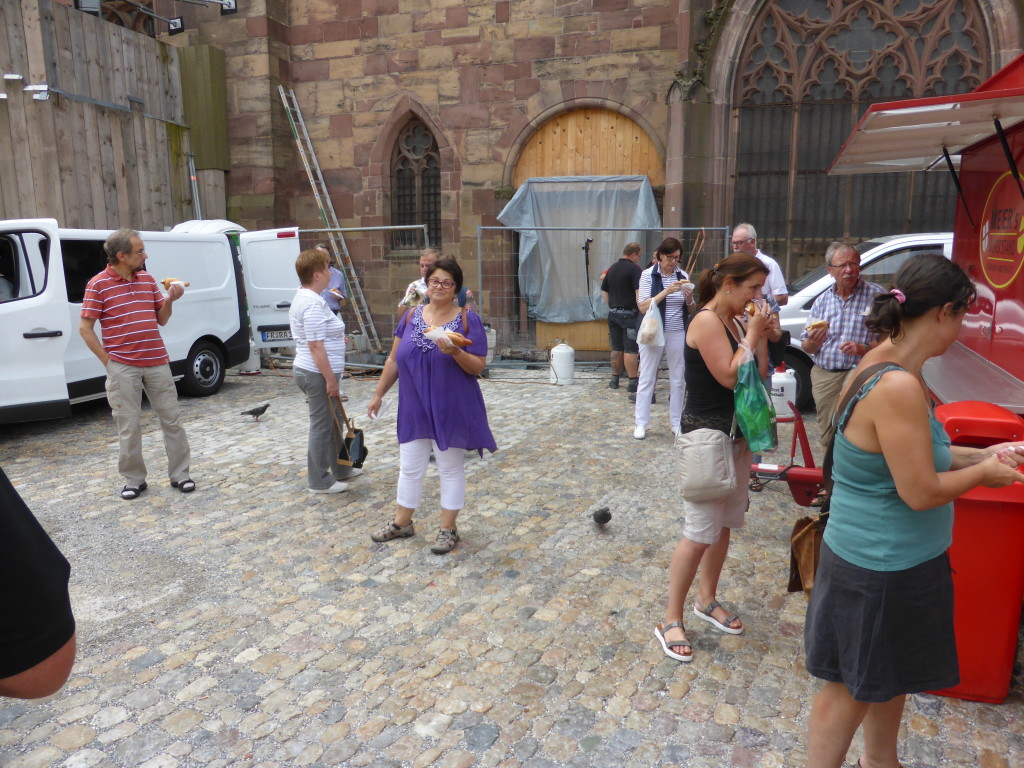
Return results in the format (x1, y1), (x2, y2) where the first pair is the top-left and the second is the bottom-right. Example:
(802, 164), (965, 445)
(683, 309), (742, 415)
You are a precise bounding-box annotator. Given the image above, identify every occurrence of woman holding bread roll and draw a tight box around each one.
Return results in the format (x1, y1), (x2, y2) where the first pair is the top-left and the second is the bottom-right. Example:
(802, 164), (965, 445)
(368, 257), (497, 554)
(655, 254), (770, 663)
(632, 237), (695, 440)
(804, 254), (1024, 767)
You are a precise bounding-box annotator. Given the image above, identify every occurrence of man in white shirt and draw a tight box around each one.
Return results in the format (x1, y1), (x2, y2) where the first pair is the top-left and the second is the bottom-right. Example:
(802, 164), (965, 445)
(732, 222), (788, 306)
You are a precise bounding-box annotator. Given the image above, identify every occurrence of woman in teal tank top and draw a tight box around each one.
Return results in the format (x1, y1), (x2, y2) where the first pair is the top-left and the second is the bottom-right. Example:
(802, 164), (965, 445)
(804, 254), (1024, 768)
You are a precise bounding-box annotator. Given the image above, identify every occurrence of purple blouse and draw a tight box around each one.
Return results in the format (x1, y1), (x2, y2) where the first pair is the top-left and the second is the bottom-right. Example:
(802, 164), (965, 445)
(394, 306), (498, 454)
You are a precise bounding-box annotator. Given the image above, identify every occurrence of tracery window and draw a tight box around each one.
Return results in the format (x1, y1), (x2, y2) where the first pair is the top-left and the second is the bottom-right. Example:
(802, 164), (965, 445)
(391, 120), (441, 250)
(734, 0), (988, 275)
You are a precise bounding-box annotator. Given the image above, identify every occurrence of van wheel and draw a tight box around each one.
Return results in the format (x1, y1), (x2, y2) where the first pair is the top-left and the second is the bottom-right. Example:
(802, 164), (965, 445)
(181, 341), (225, 397)
(782, 350), (814, 412)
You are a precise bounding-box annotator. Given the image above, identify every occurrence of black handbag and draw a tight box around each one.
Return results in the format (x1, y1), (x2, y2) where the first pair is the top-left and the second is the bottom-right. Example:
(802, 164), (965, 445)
(331, 395), (368, 469)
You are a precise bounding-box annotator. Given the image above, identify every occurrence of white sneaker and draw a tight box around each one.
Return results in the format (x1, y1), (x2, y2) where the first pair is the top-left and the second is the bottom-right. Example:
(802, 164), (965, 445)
(633, 425), (646, 440)
(310, 480), (349, 494)
(342, 468), (364, 479)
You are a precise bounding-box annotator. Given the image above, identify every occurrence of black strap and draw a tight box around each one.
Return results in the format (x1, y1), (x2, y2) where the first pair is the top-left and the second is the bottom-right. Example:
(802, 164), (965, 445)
(821, 362), (903, 507)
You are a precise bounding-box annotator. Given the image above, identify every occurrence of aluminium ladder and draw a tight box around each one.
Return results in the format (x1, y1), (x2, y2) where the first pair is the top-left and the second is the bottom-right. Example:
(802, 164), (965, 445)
(278, 85), (383, 353)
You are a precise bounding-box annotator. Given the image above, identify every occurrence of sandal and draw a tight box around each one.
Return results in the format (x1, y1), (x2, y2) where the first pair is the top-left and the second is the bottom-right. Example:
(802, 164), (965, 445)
(370, 521), (415, 542)
(810, 489), (828, 507)
(171, 479), (196, 493)
(120, 481), (148, 500)
(748, 477), (764, 492)
(693, 600), (744, 635)
(654, 622), (693, 662)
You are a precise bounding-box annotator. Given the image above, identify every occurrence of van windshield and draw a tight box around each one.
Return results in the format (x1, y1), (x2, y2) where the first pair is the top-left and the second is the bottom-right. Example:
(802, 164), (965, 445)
(787, 238), (886, 292)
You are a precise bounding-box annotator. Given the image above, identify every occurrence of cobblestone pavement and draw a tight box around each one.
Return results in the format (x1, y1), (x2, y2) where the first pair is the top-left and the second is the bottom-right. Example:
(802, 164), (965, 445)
(1, 366), (1021, 768)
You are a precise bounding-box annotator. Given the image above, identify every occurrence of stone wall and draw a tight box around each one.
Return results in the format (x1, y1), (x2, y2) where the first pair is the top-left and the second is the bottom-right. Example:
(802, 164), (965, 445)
(172, 0), (680, 323)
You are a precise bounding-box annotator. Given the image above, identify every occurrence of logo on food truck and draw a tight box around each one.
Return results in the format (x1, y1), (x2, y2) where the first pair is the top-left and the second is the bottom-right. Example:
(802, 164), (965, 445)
(980, 171), (1024, 289)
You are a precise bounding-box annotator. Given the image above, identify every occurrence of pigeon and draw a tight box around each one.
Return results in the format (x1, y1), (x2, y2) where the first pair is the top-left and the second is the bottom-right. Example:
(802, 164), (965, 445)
(592, 507), (611, 526)
(241, 403), (270, 421)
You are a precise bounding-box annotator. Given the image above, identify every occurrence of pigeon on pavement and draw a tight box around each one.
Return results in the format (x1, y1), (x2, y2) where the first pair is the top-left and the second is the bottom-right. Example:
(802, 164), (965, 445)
(241, 403), (270, 421)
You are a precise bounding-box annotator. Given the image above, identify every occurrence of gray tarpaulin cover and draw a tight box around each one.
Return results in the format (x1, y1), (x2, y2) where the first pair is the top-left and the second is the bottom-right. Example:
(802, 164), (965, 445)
(497, 176), (661, 323)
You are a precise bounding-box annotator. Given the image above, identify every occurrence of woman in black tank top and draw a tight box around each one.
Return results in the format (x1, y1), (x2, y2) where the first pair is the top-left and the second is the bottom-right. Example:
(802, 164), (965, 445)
(654, 254), (771, 664)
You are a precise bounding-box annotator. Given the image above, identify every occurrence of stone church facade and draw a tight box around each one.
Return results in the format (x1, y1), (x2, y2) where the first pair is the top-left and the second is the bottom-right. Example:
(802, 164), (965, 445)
(152, 0), (1024, 335)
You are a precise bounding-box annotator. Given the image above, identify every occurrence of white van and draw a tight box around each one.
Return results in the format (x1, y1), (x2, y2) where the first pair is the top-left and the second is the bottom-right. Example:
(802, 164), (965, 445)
(778, 233), (954, 410)
(0, 218), (301, 425)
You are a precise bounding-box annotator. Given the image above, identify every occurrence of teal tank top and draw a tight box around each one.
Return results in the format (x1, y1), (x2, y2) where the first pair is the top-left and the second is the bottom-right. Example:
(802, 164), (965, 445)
(823, 367), (953, 572)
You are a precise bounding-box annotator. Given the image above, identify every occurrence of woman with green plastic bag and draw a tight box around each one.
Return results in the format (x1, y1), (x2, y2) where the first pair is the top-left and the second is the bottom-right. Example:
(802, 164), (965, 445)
(655, 254), (771, 663)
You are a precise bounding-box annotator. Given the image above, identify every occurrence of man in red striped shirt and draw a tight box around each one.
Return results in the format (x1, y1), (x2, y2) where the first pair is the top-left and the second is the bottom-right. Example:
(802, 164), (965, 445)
(79, 229), (194, 501)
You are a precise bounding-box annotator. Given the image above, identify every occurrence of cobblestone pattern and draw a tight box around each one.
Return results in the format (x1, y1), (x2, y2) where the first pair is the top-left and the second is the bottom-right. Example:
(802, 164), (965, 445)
(1, 368), (1022, 768)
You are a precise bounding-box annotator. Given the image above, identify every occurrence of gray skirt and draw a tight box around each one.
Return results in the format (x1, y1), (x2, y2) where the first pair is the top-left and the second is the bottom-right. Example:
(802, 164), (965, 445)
(804, 541), (959, 702)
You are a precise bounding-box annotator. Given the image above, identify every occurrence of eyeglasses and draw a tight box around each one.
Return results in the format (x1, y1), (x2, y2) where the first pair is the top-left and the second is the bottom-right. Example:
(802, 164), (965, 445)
(828, 262), (861, 271)
(730, 237), (754, 246)
(427, 278), (455, 289)
(660, 253), (681, 261)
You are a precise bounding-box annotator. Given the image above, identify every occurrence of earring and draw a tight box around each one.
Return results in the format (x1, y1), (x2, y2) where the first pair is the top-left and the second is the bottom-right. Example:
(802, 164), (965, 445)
(725, 290), (731, 294)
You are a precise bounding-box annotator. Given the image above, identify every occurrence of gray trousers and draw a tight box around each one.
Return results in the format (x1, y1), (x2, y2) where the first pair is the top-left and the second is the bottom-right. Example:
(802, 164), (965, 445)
(105, 361), (191, 487)
(294, 367), (360, 490)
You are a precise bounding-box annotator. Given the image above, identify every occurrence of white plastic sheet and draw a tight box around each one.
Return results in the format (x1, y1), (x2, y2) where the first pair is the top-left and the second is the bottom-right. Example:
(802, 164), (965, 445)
(497, 176), (661, 322)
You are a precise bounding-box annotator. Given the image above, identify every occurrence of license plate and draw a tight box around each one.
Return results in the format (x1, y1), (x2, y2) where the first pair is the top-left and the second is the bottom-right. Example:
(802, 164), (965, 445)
(261, 329), (293, 342)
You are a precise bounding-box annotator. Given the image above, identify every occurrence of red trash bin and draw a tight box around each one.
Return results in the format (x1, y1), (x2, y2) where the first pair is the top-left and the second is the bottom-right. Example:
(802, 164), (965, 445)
(932, 400), (1024, 703)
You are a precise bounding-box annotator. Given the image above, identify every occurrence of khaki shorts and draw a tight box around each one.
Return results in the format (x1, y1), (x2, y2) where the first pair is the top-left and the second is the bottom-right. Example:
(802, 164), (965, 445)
(682, 440), (753, 545)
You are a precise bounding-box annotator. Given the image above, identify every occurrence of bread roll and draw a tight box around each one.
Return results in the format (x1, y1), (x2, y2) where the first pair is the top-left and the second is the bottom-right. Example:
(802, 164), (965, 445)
(426, 326), (472, 347)
(161, 278), (190, 290)
(806, 319), (829, 331)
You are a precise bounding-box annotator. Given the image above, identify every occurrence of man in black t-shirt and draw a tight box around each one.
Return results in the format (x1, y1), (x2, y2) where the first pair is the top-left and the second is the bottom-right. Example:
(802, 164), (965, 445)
(600, 242), (643, 391)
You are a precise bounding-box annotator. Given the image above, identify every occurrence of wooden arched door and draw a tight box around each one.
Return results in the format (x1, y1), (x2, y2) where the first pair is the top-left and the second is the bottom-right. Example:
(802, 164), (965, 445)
(514, 108), (664, 186)
(513, 108), (664, 352)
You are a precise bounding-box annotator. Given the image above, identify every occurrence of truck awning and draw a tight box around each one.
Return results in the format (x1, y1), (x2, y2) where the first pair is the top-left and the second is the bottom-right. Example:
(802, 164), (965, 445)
(829, 87), (1024, 175)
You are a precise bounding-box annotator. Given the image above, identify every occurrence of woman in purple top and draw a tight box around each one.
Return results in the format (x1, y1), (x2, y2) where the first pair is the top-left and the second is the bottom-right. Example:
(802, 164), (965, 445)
(367, 257), (497, 554)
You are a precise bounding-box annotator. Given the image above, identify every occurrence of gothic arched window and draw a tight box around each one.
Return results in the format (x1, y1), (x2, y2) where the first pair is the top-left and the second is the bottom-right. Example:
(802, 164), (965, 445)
(391, 120), (441, 249)
(733, 0), (988, 275)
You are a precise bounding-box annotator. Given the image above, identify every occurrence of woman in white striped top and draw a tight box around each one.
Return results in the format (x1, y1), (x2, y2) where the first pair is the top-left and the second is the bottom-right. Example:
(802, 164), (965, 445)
(289, 249), (361, 494)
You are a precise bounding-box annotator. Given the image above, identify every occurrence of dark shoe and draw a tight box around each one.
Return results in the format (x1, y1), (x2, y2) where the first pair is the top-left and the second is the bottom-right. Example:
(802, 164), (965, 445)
(371, 521), (415, 542)
(120, 481), (148, 500)
(431, 528), (459, 554)
(748, 477), (764, 493)
(627, 377), (638, 393)
(171, 478), (196, 493)
(608, 375), (620, 389)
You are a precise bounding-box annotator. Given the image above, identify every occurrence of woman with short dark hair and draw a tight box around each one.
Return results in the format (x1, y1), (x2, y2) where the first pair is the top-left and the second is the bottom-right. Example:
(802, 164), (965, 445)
(367, 257), (497, 554)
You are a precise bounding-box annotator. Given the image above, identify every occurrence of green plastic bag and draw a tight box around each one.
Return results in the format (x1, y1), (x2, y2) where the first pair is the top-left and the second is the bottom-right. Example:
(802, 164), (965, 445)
(734, 341), (777, 452)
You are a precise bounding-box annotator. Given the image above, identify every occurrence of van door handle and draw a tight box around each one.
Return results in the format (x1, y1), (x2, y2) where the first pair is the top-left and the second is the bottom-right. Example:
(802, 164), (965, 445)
(23, 330), (63, 339)
(276, 301), (291, 309)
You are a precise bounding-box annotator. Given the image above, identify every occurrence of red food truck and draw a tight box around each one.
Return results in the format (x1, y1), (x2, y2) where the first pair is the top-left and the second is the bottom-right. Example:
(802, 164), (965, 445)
(821, 54), (1024, 703)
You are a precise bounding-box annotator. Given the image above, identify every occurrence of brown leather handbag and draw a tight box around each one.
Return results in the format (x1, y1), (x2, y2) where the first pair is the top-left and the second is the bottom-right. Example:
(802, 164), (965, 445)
(787, 362), (896, 596)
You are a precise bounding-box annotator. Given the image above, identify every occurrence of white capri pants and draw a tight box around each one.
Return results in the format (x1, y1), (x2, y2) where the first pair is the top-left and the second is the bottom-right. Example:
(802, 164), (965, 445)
(635, 328), (687, 430)
(397, 439), (467, 511)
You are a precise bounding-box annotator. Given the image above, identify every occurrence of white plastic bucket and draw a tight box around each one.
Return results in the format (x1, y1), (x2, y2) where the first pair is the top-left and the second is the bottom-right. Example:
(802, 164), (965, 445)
(485, 326), (496, 366)
(770, 366), (797, 413)
(549, 342), (575, 385)
(238, 342), (262, 375)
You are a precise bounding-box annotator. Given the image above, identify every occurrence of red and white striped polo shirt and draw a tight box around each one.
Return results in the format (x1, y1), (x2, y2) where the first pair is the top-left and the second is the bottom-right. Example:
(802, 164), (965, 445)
(80, 265), (170, 367)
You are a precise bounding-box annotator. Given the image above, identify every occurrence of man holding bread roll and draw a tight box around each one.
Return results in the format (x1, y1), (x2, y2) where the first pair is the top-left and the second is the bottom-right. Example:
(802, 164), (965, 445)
(800, 242), (885, 448)
(79, 228), (194, 501)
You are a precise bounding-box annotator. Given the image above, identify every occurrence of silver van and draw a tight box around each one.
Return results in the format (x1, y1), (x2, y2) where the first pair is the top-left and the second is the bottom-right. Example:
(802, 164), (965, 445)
(779, 233), (954, 410)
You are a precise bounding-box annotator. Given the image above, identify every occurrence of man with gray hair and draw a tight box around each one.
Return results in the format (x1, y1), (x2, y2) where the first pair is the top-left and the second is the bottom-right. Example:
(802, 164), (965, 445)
(800, 242), (885, 449)
(79, 228), (194, 501)
(731, 222), (789, 306)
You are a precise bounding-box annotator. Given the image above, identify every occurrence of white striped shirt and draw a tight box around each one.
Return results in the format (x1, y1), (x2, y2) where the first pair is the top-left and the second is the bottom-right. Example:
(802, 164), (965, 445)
(289, 288), (346, 373)
(638, 265), (690, 332)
